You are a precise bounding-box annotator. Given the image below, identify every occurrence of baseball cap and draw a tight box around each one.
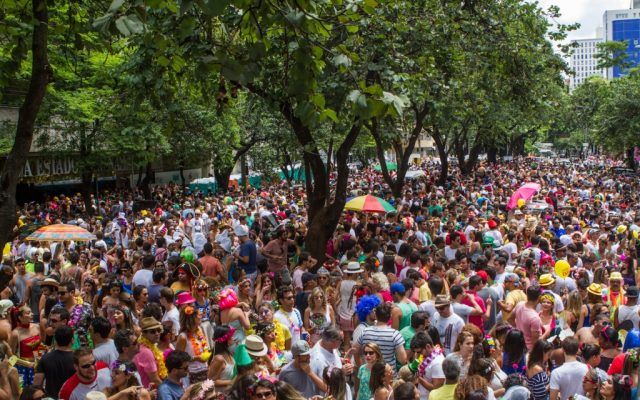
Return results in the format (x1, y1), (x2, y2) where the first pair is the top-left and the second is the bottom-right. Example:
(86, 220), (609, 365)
(626, 286), (639, 298)
(390, 282), (406, 295)
(291, 340), (311, 356)
(476, 270), (489, 283)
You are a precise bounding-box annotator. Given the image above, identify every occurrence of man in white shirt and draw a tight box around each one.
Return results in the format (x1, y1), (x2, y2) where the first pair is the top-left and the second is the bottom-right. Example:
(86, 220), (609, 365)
(410, 331), (445, 399)
(91, 317), (119, 367)
(159, 288), (180, 336)
(550, 337), (588, 400)
(310, 327), (353, 400)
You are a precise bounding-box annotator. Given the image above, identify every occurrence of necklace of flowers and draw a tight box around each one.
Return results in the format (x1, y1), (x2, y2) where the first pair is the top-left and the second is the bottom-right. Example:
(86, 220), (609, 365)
(418, 345), (443, 377)
(188, 328), (208, 357)
(138, 335), (168, 379)
(281, 309), (301, 331)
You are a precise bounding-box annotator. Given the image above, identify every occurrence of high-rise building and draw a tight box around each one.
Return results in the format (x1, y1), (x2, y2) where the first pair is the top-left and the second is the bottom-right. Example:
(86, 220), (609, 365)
(603, 7), (640, 79)
(568, 37), (606, 89)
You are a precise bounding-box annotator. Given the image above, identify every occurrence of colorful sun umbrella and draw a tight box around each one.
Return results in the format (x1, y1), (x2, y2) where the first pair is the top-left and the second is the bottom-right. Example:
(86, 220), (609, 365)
(507, 182), (541, 210)
(26, 224), (96, 242)
(344, 195), (396, 213)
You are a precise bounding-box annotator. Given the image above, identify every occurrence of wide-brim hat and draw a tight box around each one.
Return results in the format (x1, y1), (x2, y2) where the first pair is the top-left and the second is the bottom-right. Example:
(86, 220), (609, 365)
(139, 317), (163, 332)
(173, 262), (200, 280)
(434, 294), (451, 308)
(175, 291), (196, 306)
(244, 334), (268, 357)
(587, 283), (602, 297)
(345, 261), (364, 274)
(40, 278), (60, 289)
(610, 271), (623, 281)
(538, 274), (555, 286)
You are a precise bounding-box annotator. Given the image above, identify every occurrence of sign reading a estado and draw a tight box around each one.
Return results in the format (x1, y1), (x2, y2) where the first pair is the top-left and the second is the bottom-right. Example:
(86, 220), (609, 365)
(20, 156), (79, 182)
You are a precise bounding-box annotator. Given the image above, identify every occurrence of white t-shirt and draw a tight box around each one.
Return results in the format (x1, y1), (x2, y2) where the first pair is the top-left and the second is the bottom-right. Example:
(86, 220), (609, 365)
(92, 340), (119, 367)
(550, 360), (589, 400)
(310, 343), (352, 400)
(617, 304), (640, 330)
(275, 309), (303, 344)
(162, 307), (180, 336)
(432, 310), (464, 355)
(132, 269), (153, 289)
(419, 353), (445, 399)
(452, 303), (474, 324)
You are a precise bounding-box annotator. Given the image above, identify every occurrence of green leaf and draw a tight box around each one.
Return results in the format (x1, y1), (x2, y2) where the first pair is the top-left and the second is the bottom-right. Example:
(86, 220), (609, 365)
(157, 55), (170, 67)
(310, 94), (325, 109)
(108, 0), (125, 13)
(199, 0), (231, 17)
(319, 109), (338, 122)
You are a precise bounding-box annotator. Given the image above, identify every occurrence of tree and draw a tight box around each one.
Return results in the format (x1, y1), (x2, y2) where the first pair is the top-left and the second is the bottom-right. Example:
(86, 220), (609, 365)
(0, 0), (51, 250)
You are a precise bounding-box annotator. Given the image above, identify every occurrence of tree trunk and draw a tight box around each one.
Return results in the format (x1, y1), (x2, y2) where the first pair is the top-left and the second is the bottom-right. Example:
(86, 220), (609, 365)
(81, 170), (94, 216)
(432, 130), (448, 186)
(487, 144), (498, 163)
(627, 147), (637, 171)
(139, 161), (153, 198)
(461, 140), (482, 175)
(214, 166), (232, 193)
(0, 0), (50, 251)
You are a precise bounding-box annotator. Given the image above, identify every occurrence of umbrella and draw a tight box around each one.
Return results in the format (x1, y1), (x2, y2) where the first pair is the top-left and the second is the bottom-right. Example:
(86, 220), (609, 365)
(373, 162), (397, 172)
(26, 224), (96, 242)
(507, 182), (541, 210)
(344, 195), (396, 214)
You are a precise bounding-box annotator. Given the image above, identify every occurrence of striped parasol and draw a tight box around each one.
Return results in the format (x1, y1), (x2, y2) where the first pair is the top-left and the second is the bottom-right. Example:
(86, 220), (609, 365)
(344, 195), (396, 214)
(26, 224), (96, 242)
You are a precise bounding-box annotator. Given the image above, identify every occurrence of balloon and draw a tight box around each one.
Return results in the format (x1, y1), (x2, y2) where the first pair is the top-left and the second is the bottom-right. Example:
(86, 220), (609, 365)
(554, 260), (570, 279)
(634, 230), (639, 240)
(517, 198), (525, 208)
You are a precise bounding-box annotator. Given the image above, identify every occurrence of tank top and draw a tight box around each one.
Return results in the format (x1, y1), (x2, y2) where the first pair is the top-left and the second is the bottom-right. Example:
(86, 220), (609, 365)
(396, 301), (417, 330)
(29, 277), (44, 317)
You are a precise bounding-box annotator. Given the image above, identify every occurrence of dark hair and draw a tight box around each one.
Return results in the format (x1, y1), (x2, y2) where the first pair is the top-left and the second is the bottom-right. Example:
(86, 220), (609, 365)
(468, 275), (483, 290)
(277, 286), (294, 300)
(526, 285), (541, 302)
(427, 326), (442, 347)
(611, 374), (633, 400)
(527, 339), (552, 370)
(450, 285), (464, 299)
(19, 386), (44, 400)
(213, 325), (233, 355)
(91, 316), (112, 339)
(228, 375), (258, 400)
(114, 329), (135, 354)
(393, 382), (418, 400)
(504, 329), (526, 366)
(410, 311), (429, 329)
(54, 325), (74, 347)
(369, 362), (387, 394)
(375, 302), (392, 322)
(142, 302), (163, 321)
(562, 336), (580, 355)
(323, 366), (346, 400)
(166, 350), (191, 372)
(503, 373), (526, 390)
(581, 343), (601, 362)
(159, 287), (175, 302)
(428, 276), (444, 296)
(133, 285), (147, 301)
(153, 268), (167, 283)
(50, 306), (70, 321)
(410, 331), (434, 351)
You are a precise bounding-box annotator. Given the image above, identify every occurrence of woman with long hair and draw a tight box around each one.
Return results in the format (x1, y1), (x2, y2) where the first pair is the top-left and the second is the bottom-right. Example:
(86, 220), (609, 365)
(599, 326), (621, 372)
(446, 331), (475, 379)
(176, 304), (211, 384)
(255, 322), (285, 372)
(472, 339), (506, 395)
(193, 279), (214, 350)
(227, 374), (258, 400)
(581, 343), (602, 368)
(219, 288), (251, 345)
(324, 366), (347, 400)
(158, 321), (175, 360)
(255, 272), (277, 307)
(369, 362), (393, 400)
(539, 293), (561, 340)
(566, 291), (587, 332)
(525, 339), (553, 400)
(104, 360), (151, 400)
(468, 357), (500, 397)
(98, 278), (124, 319)
(601, 374), (633, 400)
(304, 287), (335, 346)
(207, 325), (237, 391)
(580, 366), (605, 400)
(501, 329), (527, 375)
(82, 278), (97, 306)
(274, 380), (307, 400)
(356, 342), (384, 400)
(454, 375), (489, 400)
(112, 304), (136, 333)
(9, 305), (41, 387)
(132, 285), (148, 320)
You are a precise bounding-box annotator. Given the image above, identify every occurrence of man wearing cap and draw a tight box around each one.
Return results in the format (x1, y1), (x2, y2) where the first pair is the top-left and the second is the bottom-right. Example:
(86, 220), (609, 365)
(311, 327), (354, 399)
(431, 295), (464, 355)
(497, 273), (526, 322)
(233, 224), (257, 287)
(615, 286), (640, 330)
(485, 219), (503, 246)
(391, 282), (418, 331)
(279, 340), (327, 398)
(134, 317), (166, 388)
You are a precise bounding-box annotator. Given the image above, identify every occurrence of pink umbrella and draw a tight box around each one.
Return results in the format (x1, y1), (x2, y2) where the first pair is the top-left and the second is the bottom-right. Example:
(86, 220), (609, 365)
(507, 182), (541, 210)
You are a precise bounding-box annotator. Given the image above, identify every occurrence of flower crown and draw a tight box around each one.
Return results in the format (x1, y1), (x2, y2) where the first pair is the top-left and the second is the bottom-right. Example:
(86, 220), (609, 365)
(214, 326), (235, 343)
(110, 360), (135, 374)
(255, 323), (275, 337)
(194, 379), (216, 400)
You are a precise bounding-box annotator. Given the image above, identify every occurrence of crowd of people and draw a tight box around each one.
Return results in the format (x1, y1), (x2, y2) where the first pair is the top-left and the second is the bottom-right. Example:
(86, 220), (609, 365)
(0, 156), (639, 400)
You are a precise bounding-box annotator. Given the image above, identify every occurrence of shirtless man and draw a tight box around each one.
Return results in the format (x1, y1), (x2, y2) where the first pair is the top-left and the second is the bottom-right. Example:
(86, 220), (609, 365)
(575, 313), (609, 345)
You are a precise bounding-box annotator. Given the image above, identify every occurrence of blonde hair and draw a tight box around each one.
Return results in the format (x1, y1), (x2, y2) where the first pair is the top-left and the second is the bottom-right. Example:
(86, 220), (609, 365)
(308, 287), (327, 310)
(371, 272), (390, 291)
(566, 291), (583, 320)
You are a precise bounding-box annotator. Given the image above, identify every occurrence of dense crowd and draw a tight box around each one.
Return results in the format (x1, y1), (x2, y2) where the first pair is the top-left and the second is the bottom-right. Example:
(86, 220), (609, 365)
(0, 157), (639, 400)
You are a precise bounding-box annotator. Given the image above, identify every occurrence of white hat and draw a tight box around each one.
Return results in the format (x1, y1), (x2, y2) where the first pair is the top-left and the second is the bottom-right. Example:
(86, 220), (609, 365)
(344, 261), (364, 274)
(234, 225), (248, 237)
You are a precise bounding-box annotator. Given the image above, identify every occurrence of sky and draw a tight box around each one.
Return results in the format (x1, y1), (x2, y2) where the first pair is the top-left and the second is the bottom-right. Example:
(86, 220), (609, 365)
(537, 0), (631, 41)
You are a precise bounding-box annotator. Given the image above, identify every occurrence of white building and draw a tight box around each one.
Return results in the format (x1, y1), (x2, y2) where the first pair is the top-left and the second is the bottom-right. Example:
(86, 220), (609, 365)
(568, 36), (606, 89)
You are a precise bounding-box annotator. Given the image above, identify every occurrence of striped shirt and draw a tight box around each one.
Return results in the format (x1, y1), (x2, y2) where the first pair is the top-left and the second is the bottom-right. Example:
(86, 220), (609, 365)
(358, 325), (404, 366)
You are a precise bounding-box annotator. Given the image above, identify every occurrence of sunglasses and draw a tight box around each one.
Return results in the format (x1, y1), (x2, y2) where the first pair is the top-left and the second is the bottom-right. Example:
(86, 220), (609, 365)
(198, 287), (208, 292)
(254, 391), (274, 399)
(79, 360), (96, 369)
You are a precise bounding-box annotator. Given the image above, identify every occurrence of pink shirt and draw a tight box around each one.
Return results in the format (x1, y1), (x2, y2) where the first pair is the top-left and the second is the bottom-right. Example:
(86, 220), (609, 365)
(133, 345), (158, 388)
(514, 302), (542, 350)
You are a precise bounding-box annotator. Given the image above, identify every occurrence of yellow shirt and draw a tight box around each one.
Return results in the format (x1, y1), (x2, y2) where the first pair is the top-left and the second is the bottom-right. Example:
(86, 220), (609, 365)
(503, 289), (526, 321)
(419, 284), (432, 302)
(429, 383), (458, 400)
